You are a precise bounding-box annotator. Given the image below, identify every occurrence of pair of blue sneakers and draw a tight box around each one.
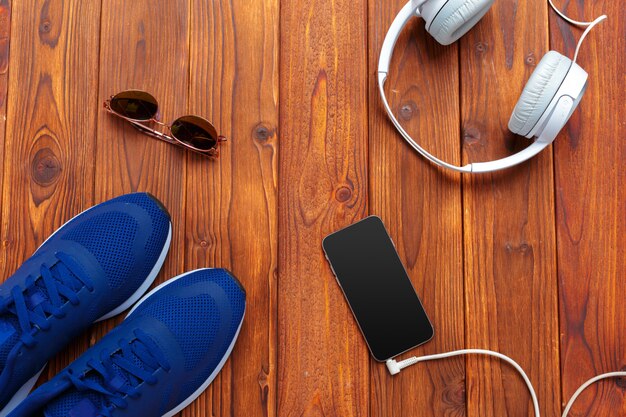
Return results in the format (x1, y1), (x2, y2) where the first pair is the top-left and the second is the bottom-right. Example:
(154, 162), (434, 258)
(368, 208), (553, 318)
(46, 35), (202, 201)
(0, 193), (246, 417)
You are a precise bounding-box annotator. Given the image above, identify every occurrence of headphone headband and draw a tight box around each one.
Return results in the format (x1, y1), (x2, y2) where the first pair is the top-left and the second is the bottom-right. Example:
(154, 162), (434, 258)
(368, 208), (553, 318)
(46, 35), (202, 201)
(378, 1), (476, 173)
(378, 0), (585, 173)
(379, 1), (421, 75)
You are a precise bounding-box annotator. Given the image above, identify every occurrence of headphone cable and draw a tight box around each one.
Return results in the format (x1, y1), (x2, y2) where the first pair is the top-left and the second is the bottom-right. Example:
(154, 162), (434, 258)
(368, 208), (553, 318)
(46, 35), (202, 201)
(572, 15), (607, 63)
(547, 0), (600, 27)
(546, 0), (608, 63)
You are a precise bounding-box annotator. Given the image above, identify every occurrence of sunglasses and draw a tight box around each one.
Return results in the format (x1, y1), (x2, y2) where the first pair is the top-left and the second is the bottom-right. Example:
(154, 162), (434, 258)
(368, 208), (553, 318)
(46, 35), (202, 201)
(104, 90), (226, 158)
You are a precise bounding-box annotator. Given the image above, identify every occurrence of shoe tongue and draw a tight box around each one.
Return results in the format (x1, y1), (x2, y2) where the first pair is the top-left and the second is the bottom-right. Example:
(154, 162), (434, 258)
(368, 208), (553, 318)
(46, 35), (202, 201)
(44, 341), (149, 417)
(27, 261), (84, 307)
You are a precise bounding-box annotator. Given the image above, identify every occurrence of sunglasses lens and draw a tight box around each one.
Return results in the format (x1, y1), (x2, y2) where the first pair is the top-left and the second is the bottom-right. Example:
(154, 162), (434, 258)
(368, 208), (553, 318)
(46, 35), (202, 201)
(110, 91), (158, 121)
(171, 116), (218, 151)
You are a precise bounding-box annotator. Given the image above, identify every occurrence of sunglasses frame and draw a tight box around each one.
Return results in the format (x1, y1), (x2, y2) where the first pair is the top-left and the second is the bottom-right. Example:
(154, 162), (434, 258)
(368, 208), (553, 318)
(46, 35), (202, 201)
(104, 90), (226, 158)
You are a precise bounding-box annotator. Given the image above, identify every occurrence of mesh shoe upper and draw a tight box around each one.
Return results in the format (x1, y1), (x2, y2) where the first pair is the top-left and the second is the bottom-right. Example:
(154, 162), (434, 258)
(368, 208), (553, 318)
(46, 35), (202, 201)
(8, 269), (246, 417)
(52, 193), (171, 310)
(0, 193), (171, 413)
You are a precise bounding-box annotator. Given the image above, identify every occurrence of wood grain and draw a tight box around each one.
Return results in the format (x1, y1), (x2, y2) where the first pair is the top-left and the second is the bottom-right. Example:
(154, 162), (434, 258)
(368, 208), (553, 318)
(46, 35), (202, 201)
(1, 1), (624, 416)
(368, 2), (465, 416)
(551, 1), (626, 414)
(184, 0), (278, 416)
(460, 0), (561, 416)
(278, 0), (370, 416)
(1, 0), (101, 378)
(93, 0), (189, 344)
(0, 0), (9, 213)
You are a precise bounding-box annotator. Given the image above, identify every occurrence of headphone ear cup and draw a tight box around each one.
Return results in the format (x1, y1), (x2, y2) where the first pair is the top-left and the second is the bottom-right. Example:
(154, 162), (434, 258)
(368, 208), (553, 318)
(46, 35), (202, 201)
(427, 0), (495, 45)
(508, 51), (572, 137)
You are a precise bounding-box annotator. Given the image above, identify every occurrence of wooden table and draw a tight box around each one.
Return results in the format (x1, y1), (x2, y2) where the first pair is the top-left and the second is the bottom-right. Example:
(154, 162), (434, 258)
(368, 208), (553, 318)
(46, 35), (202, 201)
(0, 0), (624, 416)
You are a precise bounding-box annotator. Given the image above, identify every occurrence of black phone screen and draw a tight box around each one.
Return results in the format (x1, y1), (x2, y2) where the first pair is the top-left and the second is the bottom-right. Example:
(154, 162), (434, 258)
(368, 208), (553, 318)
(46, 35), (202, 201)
(322, 216), (434, 361)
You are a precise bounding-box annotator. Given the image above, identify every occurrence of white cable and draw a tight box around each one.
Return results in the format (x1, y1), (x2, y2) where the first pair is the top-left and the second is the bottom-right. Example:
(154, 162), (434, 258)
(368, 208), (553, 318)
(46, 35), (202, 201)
(547, 0), (596, 27)
(387, 350), (626, 417)
(561, 371), (626, 416)
(546, 0), (608, 63)
(386, 349), (541, 417)
(572, 15), (607, 63)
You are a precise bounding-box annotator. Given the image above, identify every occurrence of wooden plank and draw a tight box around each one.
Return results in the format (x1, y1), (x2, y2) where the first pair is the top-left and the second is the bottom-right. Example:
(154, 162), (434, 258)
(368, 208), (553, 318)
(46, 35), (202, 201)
(367, 3), (465, 417)
(184, 1), (278, 416)
(460, 0), (561, 416)
(0, 0), (9, 208)
(551, 1), (626, 414)
(277, 0), (370, 416)
(93, 0), (188, 337)
(1, 0), (101, 378)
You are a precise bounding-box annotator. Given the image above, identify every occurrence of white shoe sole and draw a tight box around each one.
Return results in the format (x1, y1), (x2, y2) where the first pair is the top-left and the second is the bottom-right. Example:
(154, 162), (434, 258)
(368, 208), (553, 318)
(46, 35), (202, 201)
(0, 204), (172, 417)
(125, 268), (245, 417)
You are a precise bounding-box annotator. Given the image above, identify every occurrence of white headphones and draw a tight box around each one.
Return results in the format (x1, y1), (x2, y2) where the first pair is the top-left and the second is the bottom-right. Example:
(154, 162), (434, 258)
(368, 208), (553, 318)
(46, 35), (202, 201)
(378, 0), (606, 173)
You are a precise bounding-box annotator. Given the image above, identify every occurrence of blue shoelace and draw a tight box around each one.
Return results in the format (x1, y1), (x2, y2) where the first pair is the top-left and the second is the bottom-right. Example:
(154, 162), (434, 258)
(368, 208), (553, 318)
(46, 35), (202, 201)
(65, 329), (171, 417)
(0, 252), (94, 348)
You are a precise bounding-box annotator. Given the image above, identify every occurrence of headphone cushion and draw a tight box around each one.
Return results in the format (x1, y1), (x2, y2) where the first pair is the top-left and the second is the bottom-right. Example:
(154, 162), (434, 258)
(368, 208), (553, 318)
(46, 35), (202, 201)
(428, 0), (495, 45)
(508, 51), (572, 136)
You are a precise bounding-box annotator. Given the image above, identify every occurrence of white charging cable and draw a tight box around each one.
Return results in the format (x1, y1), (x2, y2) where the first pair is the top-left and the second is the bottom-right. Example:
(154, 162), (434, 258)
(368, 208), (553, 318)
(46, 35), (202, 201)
(386, 350), (540, 416)
(562, 371), (626, 416)
(386, 350), (626, 417)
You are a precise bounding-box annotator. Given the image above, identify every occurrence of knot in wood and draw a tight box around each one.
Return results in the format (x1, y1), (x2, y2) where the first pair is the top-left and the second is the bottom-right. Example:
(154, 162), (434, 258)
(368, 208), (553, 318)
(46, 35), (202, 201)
(475, 42), (488, 54)
(335, 186), (352, 203)
(253, 123), (273, 142)
(257, 367), (269, 387)
(463, 125), (482, 146)
(399, 101), (416, 121)
(31, 147), (61, 186)
(39, 19), (52, 34)
(525, 52), (536, 67)
(505, 242), (532, 254)
(443, 378), (466, 410)
(618, 366), (626, 389)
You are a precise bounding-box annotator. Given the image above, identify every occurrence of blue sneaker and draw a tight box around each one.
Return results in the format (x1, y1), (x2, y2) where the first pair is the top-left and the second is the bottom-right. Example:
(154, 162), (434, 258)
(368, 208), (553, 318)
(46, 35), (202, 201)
(8, 268), (246, 417)
(0, 193), (172, 416)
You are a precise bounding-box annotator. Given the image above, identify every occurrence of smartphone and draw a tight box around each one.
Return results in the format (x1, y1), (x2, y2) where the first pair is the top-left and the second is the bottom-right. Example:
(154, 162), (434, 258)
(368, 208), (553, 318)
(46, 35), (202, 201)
(322, 216), (434, 361)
